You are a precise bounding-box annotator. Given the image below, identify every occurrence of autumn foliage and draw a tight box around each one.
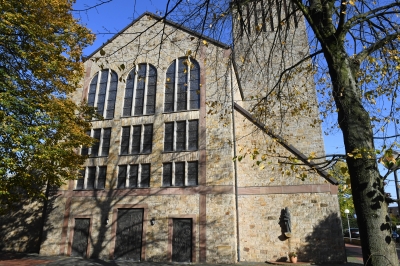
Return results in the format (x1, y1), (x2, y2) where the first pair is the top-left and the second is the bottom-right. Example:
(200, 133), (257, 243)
(0, 0), (95, 211)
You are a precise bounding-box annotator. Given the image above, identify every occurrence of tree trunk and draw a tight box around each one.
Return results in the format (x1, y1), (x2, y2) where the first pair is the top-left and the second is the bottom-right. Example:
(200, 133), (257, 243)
(324, 47), (398, 265)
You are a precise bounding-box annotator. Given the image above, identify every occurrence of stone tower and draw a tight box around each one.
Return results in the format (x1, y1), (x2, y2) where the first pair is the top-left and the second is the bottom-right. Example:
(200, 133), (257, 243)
(230, 0), (346, 263)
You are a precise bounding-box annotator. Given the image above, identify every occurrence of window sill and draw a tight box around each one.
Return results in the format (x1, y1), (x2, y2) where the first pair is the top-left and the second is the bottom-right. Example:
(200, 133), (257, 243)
(160, 185), (198, 188)
(162, 150), (198, 153)
(162, 109), (199, 114)
(119, 153), (152, 156)
(73, 188), (105, 191)
(115, 187), (150, 189)
(121, 113), (155, 118)
(88, 155), (109, 158)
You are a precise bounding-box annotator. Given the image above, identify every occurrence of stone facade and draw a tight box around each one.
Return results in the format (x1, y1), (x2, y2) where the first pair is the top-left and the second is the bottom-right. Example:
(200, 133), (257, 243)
(38, 5), (345, 264)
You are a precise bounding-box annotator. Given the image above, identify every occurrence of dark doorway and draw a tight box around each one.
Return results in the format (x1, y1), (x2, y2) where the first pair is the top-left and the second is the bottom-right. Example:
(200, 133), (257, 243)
(114, 208), (144, 261)
(172, 218), (192, 262)
(71, 218), (90, 257)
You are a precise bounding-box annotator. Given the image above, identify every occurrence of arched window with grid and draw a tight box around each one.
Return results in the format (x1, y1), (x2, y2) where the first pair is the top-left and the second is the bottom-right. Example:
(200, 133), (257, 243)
(122, 63), (157, 116)
(164, 57), (200, 113)
(87, 69), (118, 119)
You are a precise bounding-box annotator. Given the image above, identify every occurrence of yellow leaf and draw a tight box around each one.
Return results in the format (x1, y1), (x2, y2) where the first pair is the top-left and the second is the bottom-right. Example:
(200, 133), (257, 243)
(202, 40), (208, 47)
(270, 177), (275, 182)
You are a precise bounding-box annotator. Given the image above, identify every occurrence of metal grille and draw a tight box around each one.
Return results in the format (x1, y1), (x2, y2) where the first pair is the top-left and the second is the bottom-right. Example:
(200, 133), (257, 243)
(71, 218), (90, 257)
(115, 209), (143, 261)
(172, 219), (192, 262)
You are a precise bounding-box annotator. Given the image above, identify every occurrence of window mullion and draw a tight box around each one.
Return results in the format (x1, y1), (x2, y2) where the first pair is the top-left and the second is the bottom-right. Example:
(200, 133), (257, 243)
(185, 161), (188, 186)
(187, 59), (191, 110)
(128, 126), (132, 154)
(83, 167), (87, 189)
(93, 74), (100, 111)
(138, 164), (142, 188)
(186, 120), (189, 150)
(88, 129), (92, 156)
(126, 165), (130, 188)
(131, 66), (138, 116)
(143, 64), (149, 114)
(172, 162), (175, 186)
(94, 166), (98, 189)
(103, 69), (111, 118)
(140, 125), (144, 153)
(174, 59), (178, 112)
(174, 122), (177, 151)
(99, 129), (104, 156)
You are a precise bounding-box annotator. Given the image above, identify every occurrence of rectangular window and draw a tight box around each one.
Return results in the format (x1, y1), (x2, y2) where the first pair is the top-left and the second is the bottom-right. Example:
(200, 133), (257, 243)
(121, 127), (130, 155)
(76, 166), (107, 190)
(83, 128), (112, 157)
(117, 164), (151, 189)
(162, 161), (198, 187)
(120, 124), (153, 155)
(163, 120), (198, 152)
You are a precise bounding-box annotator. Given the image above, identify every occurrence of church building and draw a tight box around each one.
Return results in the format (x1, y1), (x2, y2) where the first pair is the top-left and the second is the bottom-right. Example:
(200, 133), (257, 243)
(39, 2), (346, 263)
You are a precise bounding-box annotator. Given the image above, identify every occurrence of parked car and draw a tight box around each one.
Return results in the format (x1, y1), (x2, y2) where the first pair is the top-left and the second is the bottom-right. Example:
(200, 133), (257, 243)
(392, 231), (400, 243)
(344, 228), (360, 238)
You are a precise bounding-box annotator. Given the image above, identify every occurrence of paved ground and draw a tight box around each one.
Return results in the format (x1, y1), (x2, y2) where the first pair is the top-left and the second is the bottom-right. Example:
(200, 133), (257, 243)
(0, 244), (379, 266)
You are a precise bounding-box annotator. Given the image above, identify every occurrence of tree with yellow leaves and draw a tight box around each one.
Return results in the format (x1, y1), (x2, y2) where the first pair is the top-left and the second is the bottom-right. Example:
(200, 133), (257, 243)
(0, 0), (95, 212)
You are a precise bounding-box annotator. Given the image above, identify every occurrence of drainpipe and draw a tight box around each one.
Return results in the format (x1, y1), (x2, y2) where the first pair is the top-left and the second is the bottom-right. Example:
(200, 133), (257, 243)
(230, 58), (241, 262)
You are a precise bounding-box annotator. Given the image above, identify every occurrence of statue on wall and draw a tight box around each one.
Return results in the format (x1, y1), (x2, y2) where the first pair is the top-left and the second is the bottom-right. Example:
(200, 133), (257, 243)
(279, 207), (292, 238)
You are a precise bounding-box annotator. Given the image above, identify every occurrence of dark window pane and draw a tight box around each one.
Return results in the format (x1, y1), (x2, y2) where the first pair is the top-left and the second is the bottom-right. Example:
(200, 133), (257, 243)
(118, 165), (127, 189)
(140, 164), (150, 188)
(131, 126), (141, 154)
(81, 130), (90, 156)
(142, 124), (153, 153)
(176, 121), (186, 151)
(175, 162), (185, 186)
(177, 58), (188, 111)
(91, 129), (101, 157)
(188, 120), (198, 151)
(164, 62), (175, 112)
(76, 169), (85, 190)
(129, 165), (139, 188)
(162, 163), (172, 186)
(187, 162), (198, 186)
(121, 127), (130, 155)
(87, 167), (96, 189)
(134, 64), (146, 115)
(146, 65), (156, 114)
(97, 166), (106, 189)
(101, 128), (111, 156)
(189, 60), (200, 110)
(88, 74), (98, 107)
(105, 71), (118, 119)
(123, 70), (135, 116)
(96, 69), (109, 116)
(164, 123), (174, 152)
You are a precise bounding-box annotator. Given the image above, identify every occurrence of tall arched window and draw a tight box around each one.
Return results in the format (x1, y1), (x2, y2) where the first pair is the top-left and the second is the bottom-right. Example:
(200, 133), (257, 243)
(87, 69), (118, 119)
(122, 63), (157, 116)
(164, 57), (200, 113)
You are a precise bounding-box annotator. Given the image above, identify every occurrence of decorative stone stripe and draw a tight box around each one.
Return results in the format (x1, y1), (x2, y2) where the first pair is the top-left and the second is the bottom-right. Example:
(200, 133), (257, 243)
(238, 184), (338, 195)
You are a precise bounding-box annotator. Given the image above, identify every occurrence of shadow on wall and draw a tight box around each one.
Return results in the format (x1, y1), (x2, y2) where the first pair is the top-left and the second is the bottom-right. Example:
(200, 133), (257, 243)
(0, 189), (57, 253)
(294, 213), (346, 264)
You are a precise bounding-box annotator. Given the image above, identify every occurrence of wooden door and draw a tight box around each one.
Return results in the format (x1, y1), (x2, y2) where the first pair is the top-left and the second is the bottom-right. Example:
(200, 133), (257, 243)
(114, 209), (144, 261)
(172, 218), (192, 262)
(71, 218), (90, 257)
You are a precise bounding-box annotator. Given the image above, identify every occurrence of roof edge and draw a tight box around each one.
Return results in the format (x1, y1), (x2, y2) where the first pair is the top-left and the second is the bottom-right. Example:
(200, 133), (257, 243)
(84, 11), (230, 61)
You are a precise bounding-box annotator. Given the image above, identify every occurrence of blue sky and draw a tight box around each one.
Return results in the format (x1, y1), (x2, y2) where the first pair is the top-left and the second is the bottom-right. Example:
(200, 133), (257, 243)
(72, 0), (398, 205)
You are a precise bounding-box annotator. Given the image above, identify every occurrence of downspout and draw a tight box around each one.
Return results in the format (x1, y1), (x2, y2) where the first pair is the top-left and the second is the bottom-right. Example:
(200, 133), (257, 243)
(230, 58), (241, 262)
